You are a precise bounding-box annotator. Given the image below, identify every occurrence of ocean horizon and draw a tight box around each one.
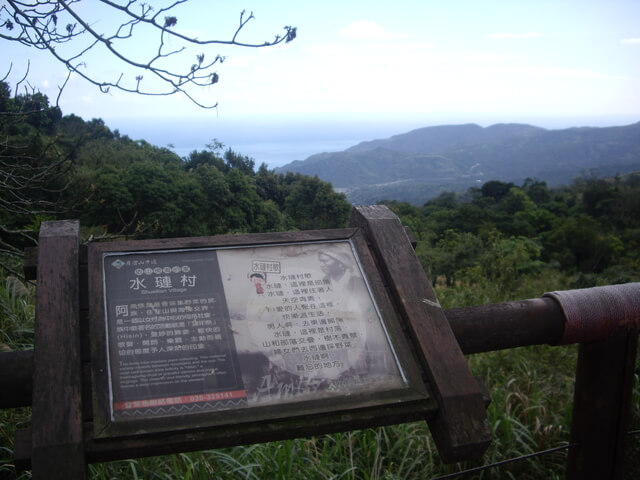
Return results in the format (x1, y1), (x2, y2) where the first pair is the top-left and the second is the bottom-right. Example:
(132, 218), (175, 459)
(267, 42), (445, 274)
(104, 115), (431, 168)
(103, 114), (639, 170)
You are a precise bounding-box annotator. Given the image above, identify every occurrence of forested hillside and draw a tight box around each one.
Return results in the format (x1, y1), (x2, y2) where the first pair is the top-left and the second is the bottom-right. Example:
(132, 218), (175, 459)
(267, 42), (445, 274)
(3, 79), (639, 292)
(388, 176), (640, 303)
(278, 122), (640, 205)
(0, 81), (350, 276)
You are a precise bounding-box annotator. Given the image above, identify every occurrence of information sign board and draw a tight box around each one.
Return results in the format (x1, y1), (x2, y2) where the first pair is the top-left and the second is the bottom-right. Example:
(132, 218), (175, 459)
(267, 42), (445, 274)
(89, 230), (429, 438)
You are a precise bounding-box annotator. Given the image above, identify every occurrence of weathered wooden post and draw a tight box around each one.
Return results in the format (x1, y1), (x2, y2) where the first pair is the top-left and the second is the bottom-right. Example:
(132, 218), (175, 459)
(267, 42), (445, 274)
(350, 205), (491, 461)
(31, 220), (86, 479)
(565, 332), (638, 479)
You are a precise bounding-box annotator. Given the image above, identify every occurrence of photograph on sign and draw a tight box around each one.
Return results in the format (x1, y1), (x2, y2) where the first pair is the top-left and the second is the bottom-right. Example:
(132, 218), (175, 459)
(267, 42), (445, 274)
(101, 240), (406, 421)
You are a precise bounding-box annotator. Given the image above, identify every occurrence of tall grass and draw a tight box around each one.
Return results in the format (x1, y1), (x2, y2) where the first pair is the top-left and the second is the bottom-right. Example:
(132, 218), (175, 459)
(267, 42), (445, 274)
(0, 276), (34, 352)
(0, 275), (34, 479)
(86, 384), (575, 480)
(88, 425), (442, 480)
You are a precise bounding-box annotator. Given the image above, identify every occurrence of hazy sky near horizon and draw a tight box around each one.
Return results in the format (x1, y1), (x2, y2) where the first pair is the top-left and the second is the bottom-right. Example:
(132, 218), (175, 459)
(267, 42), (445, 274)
(3, 0), (640, 127)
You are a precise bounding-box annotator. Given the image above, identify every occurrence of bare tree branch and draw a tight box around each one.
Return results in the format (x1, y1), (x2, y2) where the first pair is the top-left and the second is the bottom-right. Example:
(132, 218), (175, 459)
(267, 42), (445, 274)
(0, 1), (297, 275)
(1, 0), (297, 107)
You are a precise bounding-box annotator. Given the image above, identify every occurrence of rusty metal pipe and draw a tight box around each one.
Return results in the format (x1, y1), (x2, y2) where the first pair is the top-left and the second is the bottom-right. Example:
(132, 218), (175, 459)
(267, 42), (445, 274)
(0, 298), (566, 409)
(2, 283), (639, 410)
(446, 297), (566, 355)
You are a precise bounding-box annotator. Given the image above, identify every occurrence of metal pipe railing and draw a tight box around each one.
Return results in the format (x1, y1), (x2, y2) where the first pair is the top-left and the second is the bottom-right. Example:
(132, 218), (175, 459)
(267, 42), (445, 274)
(3, 283), (639, 410)
(0, 293), (571, 409)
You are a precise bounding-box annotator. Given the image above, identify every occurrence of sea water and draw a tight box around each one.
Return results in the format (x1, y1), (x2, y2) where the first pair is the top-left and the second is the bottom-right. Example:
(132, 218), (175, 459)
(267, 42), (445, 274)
(102, 114), (639, 170)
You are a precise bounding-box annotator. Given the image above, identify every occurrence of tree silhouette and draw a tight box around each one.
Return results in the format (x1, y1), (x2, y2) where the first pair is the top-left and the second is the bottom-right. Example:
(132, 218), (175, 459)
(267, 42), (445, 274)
(1, 0), (296, 107)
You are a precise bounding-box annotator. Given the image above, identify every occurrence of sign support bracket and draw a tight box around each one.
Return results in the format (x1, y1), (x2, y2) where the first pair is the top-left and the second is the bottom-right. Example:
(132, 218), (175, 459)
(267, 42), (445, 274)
(350, 205), (491, 462)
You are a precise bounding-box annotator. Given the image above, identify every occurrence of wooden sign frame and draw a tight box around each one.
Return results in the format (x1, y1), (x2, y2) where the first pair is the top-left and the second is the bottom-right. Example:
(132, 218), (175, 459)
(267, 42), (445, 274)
(89, 227), (432, 440)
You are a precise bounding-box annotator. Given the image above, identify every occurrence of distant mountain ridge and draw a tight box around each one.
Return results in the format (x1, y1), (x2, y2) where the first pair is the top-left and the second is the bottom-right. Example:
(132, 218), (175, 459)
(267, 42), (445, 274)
(346, 123), (545, 154)
(276, 122), (640, 205)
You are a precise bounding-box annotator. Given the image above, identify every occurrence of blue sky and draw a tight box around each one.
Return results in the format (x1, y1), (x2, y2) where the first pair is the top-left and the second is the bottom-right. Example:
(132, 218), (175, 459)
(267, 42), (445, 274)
(3, 0), (640, 128)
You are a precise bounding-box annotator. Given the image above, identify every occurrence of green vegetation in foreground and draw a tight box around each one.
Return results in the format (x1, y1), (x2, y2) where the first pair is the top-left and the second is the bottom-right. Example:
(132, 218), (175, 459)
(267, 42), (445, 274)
(2, 83), (640, 478)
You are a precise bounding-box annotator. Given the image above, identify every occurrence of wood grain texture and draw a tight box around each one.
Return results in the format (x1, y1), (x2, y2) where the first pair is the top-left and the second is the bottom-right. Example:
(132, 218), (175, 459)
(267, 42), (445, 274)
(31, 220), (86, 479)
(350, 205), (490, 462)
(566, 331), (638, 480)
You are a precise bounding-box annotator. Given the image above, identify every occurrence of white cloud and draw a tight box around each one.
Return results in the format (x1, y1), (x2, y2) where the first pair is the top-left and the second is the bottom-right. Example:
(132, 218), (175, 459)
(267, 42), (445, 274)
(463, 53), (518, 63)
(339, 20), (409, 41)
(304, 43), (355, 55)
(486, 65), (611, 80)
(226, 56), (253, 68)
(488, 32), (543, 39)
(391, 41), (435, 51)
(620, 38), (640, 44)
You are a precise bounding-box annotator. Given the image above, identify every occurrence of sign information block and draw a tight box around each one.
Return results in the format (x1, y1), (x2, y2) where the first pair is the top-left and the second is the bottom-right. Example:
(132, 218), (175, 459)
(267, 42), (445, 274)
(103, 249), (245, 419)
(101, 240), (406, 421)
